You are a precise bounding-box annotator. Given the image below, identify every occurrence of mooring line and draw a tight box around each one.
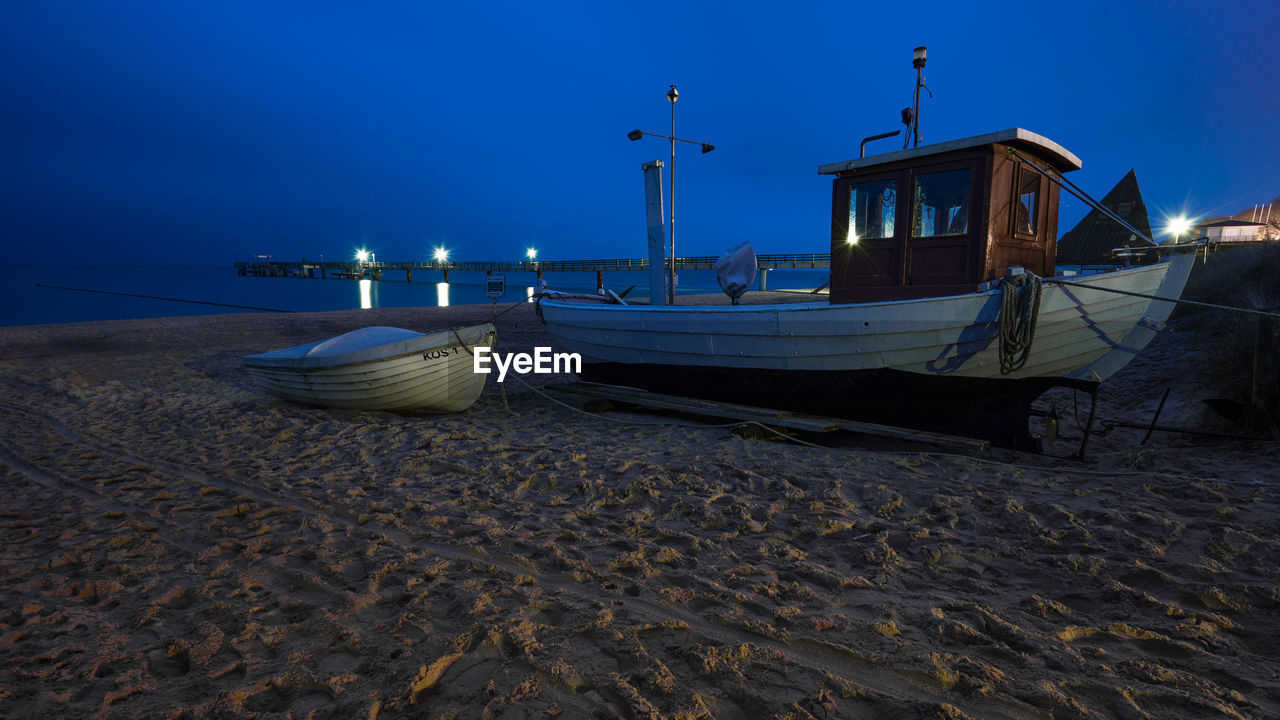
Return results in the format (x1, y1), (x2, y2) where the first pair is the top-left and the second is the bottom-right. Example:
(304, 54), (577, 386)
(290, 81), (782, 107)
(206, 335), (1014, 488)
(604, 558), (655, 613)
(1046, 279), (1280, 320)
(35, 283), (296, 313)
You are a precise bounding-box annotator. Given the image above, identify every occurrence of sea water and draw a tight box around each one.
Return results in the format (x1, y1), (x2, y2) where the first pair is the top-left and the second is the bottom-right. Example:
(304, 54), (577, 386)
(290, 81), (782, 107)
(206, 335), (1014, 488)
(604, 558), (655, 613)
(1, 265), (831, 327)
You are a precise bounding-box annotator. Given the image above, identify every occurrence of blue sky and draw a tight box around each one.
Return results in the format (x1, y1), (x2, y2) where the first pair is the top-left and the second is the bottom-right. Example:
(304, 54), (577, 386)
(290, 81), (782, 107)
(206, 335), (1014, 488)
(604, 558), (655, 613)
(3, 1), (1278, 265)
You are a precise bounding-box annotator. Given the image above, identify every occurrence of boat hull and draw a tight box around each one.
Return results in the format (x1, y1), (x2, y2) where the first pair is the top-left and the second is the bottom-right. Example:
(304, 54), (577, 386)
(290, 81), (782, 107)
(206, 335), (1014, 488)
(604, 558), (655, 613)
(537, 258), (1195, 447)
(243, 324), (496, 412)
(538, 263), (1175, 380)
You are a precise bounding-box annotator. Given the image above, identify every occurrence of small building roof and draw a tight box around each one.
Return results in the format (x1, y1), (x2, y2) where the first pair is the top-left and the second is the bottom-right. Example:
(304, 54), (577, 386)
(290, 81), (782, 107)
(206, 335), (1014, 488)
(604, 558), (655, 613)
(1203, 219), (1266, 227)
(818, 128), (1082, 176)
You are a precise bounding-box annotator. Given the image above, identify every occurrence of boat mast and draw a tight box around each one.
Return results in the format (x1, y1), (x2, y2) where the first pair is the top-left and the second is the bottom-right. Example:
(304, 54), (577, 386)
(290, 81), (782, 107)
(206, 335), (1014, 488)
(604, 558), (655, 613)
(911, 46), (927, 148)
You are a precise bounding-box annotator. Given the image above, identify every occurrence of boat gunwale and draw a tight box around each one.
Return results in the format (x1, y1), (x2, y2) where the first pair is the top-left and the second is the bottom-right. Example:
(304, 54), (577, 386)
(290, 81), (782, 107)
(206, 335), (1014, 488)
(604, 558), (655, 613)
(536, 263), (1171, 316)
(242, 324), (495, 371)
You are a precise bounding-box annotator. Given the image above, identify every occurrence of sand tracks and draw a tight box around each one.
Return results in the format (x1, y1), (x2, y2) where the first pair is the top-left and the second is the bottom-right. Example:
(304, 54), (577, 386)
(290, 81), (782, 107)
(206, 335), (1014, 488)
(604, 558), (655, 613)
(2, 306), (1279, 719)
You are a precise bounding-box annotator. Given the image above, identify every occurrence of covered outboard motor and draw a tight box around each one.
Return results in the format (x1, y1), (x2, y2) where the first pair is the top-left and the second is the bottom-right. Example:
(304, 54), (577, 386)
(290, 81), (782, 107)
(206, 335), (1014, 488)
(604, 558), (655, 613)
(715, 241), (758, 305)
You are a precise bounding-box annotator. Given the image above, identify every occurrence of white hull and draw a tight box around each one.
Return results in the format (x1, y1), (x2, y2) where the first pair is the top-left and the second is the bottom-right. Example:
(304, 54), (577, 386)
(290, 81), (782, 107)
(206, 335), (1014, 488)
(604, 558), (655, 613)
(243, 324), (496, 412)
(1067, 249), (1198, 381)
(538, 262), (1184, 382)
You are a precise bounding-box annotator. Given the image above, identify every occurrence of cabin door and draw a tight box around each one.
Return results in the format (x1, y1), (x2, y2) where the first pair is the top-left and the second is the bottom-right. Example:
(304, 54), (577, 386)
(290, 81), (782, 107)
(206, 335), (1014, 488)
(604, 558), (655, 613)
(833, 173), (904, 291)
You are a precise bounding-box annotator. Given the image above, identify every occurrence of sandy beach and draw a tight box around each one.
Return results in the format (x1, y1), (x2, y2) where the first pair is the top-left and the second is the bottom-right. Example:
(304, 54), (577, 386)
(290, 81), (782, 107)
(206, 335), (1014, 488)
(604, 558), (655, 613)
(1, 298), (1278, 719)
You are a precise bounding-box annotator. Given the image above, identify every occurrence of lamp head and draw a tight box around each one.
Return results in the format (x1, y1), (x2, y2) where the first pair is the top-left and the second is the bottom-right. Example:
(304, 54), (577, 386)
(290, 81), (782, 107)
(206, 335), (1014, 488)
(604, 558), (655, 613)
(913, 46), (927, 69)
(627, 129), (643, 141)
(666, 84), (678, 103)
(700, 143), (715, 154)
(1165, 215), (1193, 240)
(526, 247), (537, 260)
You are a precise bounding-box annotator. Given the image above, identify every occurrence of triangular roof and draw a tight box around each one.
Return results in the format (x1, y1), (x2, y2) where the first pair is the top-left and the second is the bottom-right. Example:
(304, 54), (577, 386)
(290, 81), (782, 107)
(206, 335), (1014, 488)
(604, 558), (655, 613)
(1056, 169), (1154, 265)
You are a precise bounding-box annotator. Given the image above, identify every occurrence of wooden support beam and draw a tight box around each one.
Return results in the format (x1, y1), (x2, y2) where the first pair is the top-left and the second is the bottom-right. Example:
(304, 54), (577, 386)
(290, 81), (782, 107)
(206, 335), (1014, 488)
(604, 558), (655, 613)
(546, 382), (991, 451)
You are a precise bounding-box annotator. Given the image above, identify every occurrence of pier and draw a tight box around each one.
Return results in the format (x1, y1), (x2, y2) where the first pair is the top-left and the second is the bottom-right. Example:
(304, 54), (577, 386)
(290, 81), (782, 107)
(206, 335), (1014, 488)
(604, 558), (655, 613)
(235, 253), (830, 291)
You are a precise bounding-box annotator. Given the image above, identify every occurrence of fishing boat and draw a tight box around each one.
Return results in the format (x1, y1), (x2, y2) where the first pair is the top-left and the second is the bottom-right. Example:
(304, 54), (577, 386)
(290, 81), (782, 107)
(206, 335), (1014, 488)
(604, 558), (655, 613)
(537, 127), (1200, 448)
(243, 323), (497, 412)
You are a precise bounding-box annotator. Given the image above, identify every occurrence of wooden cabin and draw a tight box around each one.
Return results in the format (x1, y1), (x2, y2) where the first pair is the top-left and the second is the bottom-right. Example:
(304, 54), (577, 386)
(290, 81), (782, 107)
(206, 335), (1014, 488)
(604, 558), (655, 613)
(818, 129), (1082, 304)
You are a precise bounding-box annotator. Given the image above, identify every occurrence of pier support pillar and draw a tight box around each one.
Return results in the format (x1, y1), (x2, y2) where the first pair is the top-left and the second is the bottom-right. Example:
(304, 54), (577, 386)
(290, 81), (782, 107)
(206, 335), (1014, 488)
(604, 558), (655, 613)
(536, 269), (543, 281)
(320, 267), (326, 279)
(596, 270), (604, 292)
(406, 269), (412, 283)
(759, 268), (769, 291)
(443, 269), (450, 283)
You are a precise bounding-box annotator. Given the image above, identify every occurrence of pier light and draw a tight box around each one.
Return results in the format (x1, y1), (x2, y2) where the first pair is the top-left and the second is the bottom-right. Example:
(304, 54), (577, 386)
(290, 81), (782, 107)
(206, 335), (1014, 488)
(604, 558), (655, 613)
(356, 249), (369, 263)
(433, 247), (449, 262)
(1164, 214), (1193, 241)
(526, 247), (538, 260)
(846, 229), (859, 245)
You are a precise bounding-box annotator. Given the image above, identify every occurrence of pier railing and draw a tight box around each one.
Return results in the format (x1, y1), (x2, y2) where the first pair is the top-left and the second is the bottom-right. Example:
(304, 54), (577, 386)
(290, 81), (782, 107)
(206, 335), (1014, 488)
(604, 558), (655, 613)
(235, 252), (830, 279)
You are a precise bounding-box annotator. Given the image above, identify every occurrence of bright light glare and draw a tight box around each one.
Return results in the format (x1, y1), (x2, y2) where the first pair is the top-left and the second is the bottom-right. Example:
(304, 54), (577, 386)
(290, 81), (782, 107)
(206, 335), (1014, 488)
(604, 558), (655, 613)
(433, 247), (448, 262)
(1165, 215), (1193, 239)
(358, 278), (372, 309)
(846, 230), (859, 245)
(356, 249), (369, 262)
(526, 247), (538, 260)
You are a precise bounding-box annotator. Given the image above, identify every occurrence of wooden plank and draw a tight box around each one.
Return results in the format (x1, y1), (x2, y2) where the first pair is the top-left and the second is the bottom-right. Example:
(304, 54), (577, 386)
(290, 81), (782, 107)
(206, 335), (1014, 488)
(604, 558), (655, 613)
(546, 382), (990, 451)
(548, 382), (838, 433)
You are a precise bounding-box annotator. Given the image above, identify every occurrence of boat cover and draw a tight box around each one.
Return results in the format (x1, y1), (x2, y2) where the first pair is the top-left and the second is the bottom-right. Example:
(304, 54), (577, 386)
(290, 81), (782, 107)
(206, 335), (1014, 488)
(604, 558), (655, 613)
(305, 326), (423, 358)
(715, 241), (758, 302)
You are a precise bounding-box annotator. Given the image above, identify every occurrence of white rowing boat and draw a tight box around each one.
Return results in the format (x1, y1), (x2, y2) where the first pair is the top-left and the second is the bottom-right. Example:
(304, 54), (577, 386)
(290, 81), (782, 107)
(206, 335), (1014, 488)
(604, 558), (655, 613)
(243, 323), (496, 411)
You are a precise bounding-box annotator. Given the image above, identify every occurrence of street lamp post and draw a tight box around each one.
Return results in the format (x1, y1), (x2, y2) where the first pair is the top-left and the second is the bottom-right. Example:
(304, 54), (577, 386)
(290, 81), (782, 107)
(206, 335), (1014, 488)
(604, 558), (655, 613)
(628, 85), (715, 304)
(666, 84), (678, 306)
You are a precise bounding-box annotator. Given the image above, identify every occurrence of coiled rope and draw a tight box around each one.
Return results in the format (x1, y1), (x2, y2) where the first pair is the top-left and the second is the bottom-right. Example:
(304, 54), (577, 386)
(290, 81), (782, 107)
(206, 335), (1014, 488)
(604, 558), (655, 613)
(999, 270), (1042, 375)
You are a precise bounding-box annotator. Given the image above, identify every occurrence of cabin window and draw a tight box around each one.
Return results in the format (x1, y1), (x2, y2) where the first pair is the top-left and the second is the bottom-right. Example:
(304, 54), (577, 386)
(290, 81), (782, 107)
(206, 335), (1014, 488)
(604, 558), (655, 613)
(847, 180), (897, 243)
(912, 169), (971, 237)
(1015, 167), (1040, 236)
